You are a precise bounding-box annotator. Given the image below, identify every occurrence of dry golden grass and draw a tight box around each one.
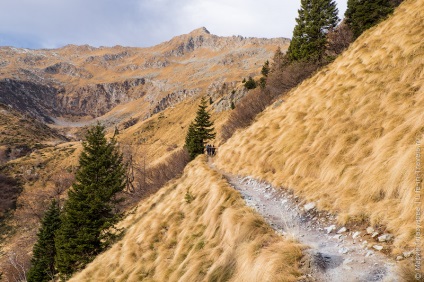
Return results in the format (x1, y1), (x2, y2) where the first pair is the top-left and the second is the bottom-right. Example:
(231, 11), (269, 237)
(70, 156), (303, 282)
(216, 0), (424, 251)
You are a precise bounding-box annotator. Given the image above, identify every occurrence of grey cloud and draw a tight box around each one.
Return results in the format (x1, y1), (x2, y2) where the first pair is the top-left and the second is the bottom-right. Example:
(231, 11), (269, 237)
(0, 0), (347, 49)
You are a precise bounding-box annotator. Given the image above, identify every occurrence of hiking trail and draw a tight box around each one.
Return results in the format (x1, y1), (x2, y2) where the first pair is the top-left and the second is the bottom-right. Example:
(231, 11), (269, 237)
(211, 163), (399, 282)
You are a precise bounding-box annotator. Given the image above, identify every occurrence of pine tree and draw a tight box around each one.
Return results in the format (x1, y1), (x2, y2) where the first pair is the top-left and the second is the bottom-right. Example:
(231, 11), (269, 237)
(244, 76), (257, 90)
(345, 0), (397, 39)
(27, 199), (61, 282)
(287, 0), (339, 62)
(185, 97), (215, 160)
(55, 123), (126, 278)
(261, 60), (270, 77)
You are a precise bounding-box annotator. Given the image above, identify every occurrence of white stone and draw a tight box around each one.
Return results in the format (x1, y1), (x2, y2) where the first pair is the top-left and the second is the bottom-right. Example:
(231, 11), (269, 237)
(371, 232), (379, 238)
(325, 225), (337, 234)
(403, 251), (413, 258)
(304, 202), (316, 211)
(352, 231), (361, 239)
(373, 245), (384, 251)
(337, 227), (347, 234)
(396, 256), (404, 261)
(365, 251), (374, 257)
(378, 234), (392, 242)
(366, 227), (375, 234)
(339, 247), (349, 254)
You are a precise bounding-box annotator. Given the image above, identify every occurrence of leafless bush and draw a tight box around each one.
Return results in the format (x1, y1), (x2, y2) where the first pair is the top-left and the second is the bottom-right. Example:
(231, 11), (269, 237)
(221, 60), (319, 141)
(221, 88), (273, 140)
(0, 174), (21, 218)
(326, 21), (354, 57)
(120, 148), (190, 208)
(1, 250), (30, 282)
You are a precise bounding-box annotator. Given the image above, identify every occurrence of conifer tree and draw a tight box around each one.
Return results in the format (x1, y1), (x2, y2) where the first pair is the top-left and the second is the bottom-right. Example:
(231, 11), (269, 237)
(27, 199), (61, 282)
(185, 97), (215, 159)
(55, 123), (126, 278)
(345, 0), (397, 39)
(287, 0), (339, 62)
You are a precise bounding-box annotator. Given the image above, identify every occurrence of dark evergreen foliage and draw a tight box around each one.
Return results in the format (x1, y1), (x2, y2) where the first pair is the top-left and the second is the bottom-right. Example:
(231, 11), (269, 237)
(287, 0), (339, 62)
(244, 76), (257, 90)
(55, 123), (126, 278)
(27, 199), (61, 282)
(185, 97), (215, 159)
(345, 0), (398, 39)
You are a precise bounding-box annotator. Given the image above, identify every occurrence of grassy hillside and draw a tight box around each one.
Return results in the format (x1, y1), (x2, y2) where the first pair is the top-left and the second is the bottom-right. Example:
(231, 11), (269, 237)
(70, 156), (303, 281)
(216, 0), (423, 252)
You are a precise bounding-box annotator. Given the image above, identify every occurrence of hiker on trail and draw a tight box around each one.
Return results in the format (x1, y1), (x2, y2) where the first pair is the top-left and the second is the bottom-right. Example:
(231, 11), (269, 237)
(211, 145), (216, 156)
(206, 144), (211, 156)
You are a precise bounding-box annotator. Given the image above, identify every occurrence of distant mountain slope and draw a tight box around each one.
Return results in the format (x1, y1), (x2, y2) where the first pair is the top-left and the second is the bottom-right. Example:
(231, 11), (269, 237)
(0, 28), (289, 122)
(0, 103), (65, 163)
(216, 0), (423, 251)
(70, 157), (303, 281)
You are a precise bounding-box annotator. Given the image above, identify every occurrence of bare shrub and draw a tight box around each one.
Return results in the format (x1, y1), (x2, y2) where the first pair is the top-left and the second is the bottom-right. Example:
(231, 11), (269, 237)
(326, 21), (354, 57)
(1, 250), (30, 282)
(222, 60), (320, 141)
(0, 174), (21, 218)
(120, 148), (190, 208)
(221, 88), (273, 140)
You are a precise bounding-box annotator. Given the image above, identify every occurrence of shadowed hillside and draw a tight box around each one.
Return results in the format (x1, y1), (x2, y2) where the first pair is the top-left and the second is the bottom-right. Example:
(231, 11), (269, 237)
(70, 157), (303, 281)
(216, 0), (423, 252)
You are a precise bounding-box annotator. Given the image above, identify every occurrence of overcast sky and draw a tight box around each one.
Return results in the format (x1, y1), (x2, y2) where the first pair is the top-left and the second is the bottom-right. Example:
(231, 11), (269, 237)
(0, 0), (347, 49)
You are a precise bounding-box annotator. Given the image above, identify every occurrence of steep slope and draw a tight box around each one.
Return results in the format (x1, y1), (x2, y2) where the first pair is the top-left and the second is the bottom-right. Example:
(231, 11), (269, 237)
(216, 0), (423, 253)
(0, 103), (65, 164)
(70, 157), (303, 281)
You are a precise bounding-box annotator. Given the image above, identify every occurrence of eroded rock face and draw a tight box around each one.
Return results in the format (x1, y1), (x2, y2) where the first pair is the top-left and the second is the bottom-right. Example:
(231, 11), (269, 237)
(44, 62), (93, 78)
(0, 78), (146, 121)
(0, 79), (58, 122)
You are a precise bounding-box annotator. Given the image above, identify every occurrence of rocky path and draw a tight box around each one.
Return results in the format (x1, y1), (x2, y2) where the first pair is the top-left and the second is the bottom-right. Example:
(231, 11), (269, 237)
(221, 173), (400, 281)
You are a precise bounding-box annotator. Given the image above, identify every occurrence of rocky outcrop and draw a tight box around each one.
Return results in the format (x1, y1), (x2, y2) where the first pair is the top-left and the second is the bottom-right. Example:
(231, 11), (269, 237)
(56, 78), (146, 117)
(0, 79), (58, 122)
(151, 88), (200, 115)
(44, 62), (93, 78)
(0, 78), (147, 121)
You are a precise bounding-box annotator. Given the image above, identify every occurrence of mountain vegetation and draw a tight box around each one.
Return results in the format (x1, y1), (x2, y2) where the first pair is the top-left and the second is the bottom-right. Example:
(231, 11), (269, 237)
(345, 0), (403, 39)
(185, 97), (215, 160)
(287, 0), (339, 62)
(55, 124), (126, 278)
(216, 0), (423, 254)
(27, 200), (60, 282)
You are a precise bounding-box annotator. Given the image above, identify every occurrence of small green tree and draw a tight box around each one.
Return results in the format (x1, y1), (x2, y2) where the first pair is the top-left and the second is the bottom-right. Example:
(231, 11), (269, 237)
(185, 97), (215, 160)
(287, 0), (339, 62)
(55, 123), (126, 278)
(244, 76), (257, 90)
(230, 101), (235, 110)
(27, 199), (61, 282)
(345, 0), (398, 39)
(261, 60), (270, 77)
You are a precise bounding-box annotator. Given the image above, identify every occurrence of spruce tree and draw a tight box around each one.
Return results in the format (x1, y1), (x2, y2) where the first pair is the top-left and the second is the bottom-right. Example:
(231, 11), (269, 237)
(185, 97), (215, 159)
(27, 199), (61, 282)
(287, 0), (339, 62)
(345, 0), (397, 39)
(55, 123), (126, 278)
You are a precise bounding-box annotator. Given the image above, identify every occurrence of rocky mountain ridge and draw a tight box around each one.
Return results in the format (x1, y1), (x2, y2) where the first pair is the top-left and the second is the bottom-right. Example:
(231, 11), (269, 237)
(0, 28), (289, 123)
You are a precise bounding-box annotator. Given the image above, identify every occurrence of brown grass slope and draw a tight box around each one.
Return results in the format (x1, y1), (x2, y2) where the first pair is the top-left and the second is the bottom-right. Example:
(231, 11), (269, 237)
(215, 0), (424, 252)
(70, 156), (303, 282)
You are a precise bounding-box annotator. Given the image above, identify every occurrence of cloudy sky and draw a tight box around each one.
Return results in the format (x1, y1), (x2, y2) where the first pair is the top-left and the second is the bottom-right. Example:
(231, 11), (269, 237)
(0, 0), (347, 49)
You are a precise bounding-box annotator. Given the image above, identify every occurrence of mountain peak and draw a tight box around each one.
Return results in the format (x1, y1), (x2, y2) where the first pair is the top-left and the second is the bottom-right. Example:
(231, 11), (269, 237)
(189, 27), (211, 36)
